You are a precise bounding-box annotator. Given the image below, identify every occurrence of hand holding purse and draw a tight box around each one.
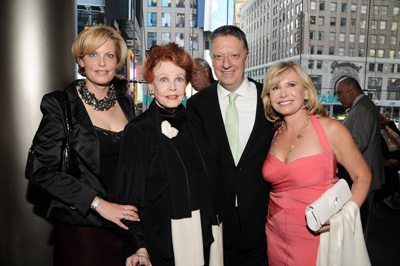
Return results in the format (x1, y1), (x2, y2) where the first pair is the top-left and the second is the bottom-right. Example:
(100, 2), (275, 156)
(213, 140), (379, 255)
(305, 179), (352, 232)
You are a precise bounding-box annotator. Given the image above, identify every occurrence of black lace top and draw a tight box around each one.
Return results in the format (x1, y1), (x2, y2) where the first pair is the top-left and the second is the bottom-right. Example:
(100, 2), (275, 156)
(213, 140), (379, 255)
(94, 126), (123, 195)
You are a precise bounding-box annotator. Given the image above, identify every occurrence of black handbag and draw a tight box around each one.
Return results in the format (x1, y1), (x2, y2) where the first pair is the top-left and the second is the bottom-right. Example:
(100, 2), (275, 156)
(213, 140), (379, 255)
(25, 92), (79, 179)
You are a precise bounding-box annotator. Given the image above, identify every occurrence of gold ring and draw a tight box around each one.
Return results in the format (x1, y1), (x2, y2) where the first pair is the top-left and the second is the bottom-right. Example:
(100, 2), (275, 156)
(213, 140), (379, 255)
(123, 214), (127, 220)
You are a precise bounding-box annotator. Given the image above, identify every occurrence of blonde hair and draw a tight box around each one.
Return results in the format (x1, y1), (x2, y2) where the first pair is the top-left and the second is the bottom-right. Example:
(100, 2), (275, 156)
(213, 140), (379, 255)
(261, 60), (326, 129)
(71, 25), (127, 76)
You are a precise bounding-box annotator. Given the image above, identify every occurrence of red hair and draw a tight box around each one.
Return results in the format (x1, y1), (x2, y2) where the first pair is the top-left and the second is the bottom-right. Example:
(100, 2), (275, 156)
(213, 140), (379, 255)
(143, 43), (194, 84)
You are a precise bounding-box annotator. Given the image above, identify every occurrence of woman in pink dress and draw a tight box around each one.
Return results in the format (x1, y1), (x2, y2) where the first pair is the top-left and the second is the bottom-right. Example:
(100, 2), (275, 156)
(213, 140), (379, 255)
(261, 61), (371, 265)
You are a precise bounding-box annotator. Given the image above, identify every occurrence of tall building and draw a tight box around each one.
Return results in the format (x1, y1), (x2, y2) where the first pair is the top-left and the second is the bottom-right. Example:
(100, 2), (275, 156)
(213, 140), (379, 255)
(143, 0), (204, 58)
(241, 0), (400, 119)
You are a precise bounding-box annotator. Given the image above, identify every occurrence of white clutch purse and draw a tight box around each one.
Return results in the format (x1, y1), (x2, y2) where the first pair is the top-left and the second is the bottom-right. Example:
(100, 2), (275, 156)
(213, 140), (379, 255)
(305, 179), (352, 232)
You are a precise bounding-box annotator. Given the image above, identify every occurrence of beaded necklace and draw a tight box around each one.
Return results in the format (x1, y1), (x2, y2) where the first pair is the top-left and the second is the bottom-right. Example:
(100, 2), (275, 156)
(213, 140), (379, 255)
(77, 79), (117, 111)
(273, 116), (310, 164)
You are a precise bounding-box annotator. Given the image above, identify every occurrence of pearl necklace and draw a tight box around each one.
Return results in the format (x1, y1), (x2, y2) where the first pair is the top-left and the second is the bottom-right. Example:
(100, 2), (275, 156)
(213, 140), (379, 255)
(77, 79), (117, 111)
(273, 116), (310, 164)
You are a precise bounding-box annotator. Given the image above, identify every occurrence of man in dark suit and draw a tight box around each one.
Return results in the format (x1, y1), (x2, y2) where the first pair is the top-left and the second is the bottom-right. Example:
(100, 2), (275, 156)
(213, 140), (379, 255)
(187, 25), (274, 266)
(335, 76), (385, 240)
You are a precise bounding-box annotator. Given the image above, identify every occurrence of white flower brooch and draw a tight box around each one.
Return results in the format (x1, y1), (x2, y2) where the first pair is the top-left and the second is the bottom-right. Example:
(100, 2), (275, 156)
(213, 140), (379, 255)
(161, 120), (179, 139)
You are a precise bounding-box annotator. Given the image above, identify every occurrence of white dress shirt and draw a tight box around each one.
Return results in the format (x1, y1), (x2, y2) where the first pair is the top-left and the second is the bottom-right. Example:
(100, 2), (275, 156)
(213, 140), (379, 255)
(217, 78), (257, 151)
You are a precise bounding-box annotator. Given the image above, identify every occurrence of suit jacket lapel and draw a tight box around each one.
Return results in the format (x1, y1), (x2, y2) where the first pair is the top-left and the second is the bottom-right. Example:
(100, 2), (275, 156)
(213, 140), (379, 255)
(206, 83), (236, 163)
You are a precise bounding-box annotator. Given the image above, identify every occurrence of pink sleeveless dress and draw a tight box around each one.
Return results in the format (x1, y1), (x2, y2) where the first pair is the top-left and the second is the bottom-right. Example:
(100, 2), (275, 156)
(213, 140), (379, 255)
(262, 115), (337, 266)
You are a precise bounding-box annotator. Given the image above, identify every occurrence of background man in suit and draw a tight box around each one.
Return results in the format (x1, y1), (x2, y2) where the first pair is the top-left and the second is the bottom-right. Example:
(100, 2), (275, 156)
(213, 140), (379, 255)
(187, 25), (274, 265)
(335, 76), (385, 240)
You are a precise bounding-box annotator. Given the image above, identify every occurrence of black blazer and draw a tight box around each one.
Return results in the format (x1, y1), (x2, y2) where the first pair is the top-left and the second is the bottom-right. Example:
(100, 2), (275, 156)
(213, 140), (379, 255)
(187, 78), (274, 249)
(29, 80), (135, 226)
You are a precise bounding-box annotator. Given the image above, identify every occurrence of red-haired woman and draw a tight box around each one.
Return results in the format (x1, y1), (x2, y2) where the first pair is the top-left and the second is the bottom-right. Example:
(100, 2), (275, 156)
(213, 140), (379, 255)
(115, 42), (223, 266)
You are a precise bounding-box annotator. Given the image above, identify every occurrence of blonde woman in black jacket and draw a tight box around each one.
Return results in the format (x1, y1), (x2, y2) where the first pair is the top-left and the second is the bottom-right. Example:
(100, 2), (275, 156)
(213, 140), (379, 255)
(28, 25), (138, 266)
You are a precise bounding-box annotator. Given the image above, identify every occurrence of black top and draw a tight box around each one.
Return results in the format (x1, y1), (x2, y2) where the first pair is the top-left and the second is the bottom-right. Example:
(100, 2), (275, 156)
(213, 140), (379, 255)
(95, 126), (123, 195)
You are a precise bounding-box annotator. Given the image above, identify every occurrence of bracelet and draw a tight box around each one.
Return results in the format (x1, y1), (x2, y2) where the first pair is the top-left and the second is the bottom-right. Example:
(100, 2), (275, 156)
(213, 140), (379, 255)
(91, 196), (100, 211)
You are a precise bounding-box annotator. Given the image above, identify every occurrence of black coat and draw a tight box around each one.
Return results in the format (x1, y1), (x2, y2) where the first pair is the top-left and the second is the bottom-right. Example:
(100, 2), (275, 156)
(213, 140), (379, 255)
(186, 78), (274, 249)
(29, 80), (135, 226)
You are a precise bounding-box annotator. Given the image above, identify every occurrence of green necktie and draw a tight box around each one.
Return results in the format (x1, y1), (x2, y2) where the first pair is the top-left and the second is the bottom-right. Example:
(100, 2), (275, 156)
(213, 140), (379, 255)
(225, 92), (242, 165)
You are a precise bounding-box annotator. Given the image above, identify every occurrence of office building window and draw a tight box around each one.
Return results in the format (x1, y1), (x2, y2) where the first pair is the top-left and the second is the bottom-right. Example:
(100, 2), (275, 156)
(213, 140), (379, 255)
(351, 4), (357, 13)
(320, 2), (325, 10)
(317, 60), (323, 69)
(380, 21), (387, 30)
(175, 33), (184, 47)
(393, 22), (398, 31)
(388, 64), (395, 73)
(330, 17), (336, 26)
(379, 35), (385, 44)
(318, 16), (324, 26)
(349, 34), (355, 42)
(360, 19), (366, 29)
(310, 16), (316, 24)
(162, 0), (171, 7)
(330, 32), (335, 41)
(341, 3), (347, 12)
(311, 1), (316, 10)
(308, 60), (314, 69)
(339, 48), (345, 56)
(176, 0), (185, 7)
(310, 46), (315, 54)
(391, 36), (397, 45)
(340, 18), (346, 26)
(329, 46), (335, 55)
(161, 33), (171, 44)
(349, 48), (355, 57)
(368, 77), (382, 90)
(377, 64), (383, 72)
(317, 46), (323, 54)
(176, 13), (185, 27)
(378, 50), (384, 58)
(372, 21), (378, 29)
(310, 75), (322, 91)
(350, 19), (356, 27)
(369, 63), (375, 72)
(387, 78), (400, 100)
(373, 6), (379, 15)
(190, 0), (197, 8)
(371, 35), (376, 44)
(381, 6), (388, 15)
(162, 13), (171, 27)
(148, 0), (157, 7)
(148, 12), (157, 27)
(147, 32), (157, 49)
(190, 34), (199, 50)
(360, 35), (365, 43)
(339, 33), (345, 42)
(359, 48), (365, 57)
(361, 5), (367, 14)
(190, 14), (197, 28)
(318, 31), (324, 40)
(370, 49), (376, 57)
(394, 7), (400, 15)
(310, 31), (316, 40)
(331, 3), (337, 11)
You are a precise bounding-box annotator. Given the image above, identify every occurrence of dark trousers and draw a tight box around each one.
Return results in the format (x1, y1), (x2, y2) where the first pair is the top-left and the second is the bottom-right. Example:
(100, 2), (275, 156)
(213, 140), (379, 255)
(223, 208), (268, 266)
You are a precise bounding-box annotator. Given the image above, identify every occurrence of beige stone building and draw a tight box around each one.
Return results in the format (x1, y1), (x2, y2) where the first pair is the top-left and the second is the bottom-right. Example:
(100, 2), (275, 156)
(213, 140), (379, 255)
(240, 0), (400, 118)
